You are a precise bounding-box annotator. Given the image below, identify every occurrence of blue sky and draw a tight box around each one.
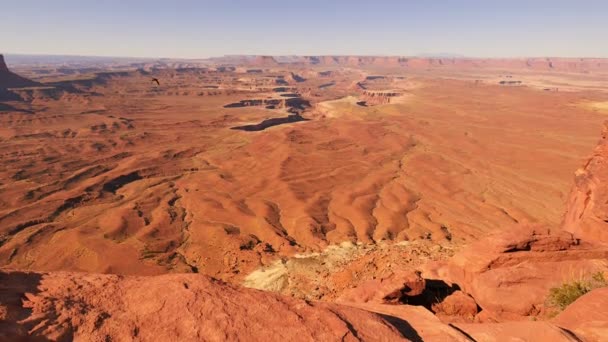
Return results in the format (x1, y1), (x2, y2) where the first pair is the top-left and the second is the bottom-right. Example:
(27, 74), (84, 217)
(2, 0), (607, 58)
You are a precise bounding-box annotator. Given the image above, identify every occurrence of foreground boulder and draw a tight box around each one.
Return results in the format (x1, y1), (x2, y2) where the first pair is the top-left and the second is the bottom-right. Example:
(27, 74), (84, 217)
(0, 269), (409, 341)
(336, 270), (426, 304)
(341, 301), (590, 341)
(4, 268), (597, 341)
(432, 290), (478, 321)
(553, 287), (608, 341)
(341, 303), (475, 341)
(424, 224), (608, 321)
(452, 321), (582, 342)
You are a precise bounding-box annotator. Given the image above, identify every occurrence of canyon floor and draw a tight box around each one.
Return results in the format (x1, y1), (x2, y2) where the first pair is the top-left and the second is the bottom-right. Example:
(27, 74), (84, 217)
(2, 55), (608, 340)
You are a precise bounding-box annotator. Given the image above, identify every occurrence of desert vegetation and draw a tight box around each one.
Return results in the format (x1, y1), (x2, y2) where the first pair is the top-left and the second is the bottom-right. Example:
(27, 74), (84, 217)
(548, 272), (607, 311)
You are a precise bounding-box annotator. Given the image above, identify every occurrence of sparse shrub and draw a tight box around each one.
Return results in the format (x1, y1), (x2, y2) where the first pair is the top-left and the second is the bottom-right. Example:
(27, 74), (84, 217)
(547, 272), (607, 311)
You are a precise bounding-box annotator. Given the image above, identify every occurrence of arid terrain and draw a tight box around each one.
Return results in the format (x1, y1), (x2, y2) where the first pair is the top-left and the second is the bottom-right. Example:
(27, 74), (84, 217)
(2, 54), (608, 340)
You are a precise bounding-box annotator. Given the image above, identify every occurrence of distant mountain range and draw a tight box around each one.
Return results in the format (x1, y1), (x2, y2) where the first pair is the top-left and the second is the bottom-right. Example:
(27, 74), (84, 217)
(3, 54), (155, 67)
(4, 53), (608, 73)
(415, 53), (467, 58)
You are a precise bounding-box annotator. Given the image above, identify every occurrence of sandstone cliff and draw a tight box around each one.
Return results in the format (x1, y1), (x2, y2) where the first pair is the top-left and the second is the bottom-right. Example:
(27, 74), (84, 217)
(562, 121), (608, 243)
(250, 55), (279, 67)
(290, 55), (608, 72)
(0, 54), (40, 89)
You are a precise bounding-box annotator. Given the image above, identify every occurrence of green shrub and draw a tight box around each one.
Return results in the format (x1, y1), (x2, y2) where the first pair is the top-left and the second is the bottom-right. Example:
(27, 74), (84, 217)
(547, 272), (607, 311)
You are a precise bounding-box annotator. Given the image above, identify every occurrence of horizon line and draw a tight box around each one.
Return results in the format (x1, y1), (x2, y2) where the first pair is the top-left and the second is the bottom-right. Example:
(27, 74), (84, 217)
(4, 52), (608, 61)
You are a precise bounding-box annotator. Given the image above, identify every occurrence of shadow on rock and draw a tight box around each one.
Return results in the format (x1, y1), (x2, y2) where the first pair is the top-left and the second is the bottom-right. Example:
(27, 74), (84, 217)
(401, 279), (461, 311)
(378, 314), (424, 342)
(0, 270), (48, 341)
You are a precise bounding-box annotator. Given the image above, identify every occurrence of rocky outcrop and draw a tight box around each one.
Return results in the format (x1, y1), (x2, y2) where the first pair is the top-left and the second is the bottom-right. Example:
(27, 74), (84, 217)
(224, 97), (310, 113)
(421, 121), (608, 320)
(7, 86), (65, 101)
(250, 55), (279, 67)
(338, 225), (608, 326)
(360, 90), (402, 105)
(231, 114), (309, 132)
(224, 99), (280, 108)
(423, 224), (608, 321)
(0, 269), (409, 341)
(553, 287), (608, 340)
(278, 55), (608, 72)
(0, 55), (7, 72)
(338, 224), (608, 324)
(341, 300), (590, 341)
(0, 54), (40, 89)
(432, 291), (478, 321)
(290, 72), (306, 83)
(7, 268), (593, 341)
(337, 271), (426, 304)
(562, 121), (608, 244)
(452, 321), (583, 342)
(341, 303), (477, 341)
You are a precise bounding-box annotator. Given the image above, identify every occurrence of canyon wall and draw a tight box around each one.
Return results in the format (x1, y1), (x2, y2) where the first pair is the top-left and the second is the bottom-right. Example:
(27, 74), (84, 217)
(241, 54), (608, 72)
(562, 121), (608, 244)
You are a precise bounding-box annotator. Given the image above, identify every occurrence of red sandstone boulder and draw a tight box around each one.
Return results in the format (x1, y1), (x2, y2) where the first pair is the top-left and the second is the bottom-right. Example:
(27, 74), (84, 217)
(432, 290), (478, 320)
(453, 321), (582, 342)
(0, 269), (409, 341)
(337, 270), (426, 304)
(424, 224), (608, 320)
(553, 287), (608, 341)
(1, 268), (599, 341)
(343, 302), (475, 341)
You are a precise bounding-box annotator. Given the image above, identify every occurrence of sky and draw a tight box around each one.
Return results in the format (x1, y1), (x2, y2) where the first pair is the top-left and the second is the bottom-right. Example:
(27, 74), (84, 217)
(2, 0), (608, 59)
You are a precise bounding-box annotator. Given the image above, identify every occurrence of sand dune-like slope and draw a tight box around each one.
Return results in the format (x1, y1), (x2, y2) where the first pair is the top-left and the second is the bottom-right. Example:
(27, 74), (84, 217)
(0, 63), (607, 284)
(2, 57), (608, 340)
(3, 114), (608, 341)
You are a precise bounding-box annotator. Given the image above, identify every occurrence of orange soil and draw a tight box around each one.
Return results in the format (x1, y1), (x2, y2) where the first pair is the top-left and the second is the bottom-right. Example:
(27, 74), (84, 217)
(1, 63), (607, 285)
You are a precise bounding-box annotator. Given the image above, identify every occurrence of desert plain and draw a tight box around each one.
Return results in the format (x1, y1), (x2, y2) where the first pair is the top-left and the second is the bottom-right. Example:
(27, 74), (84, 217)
(2, 54), (608, 340)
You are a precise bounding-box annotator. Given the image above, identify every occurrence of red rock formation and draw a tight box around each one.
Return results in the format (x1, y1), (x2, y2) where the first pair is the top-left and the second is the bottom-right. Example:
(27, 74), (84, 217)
(341, 303), (478, 340)
(452, 321), (583, 341)
(0, 270), (408, 341)
(562, 121), (608, 244)
(250, 55), (279, 67)
(3, 267), (601, 341)
(344, 301), (587, 341)
(340, 227), (607, 324)
(553, 287), (608, 340)
(423, 224), (608, 321)
(0, 54), (40, 89)
(360, 90), (402, 105)
(337, 270), (425, 304)
(0, 55), (8, 72)
(211, 54), (608, 72)
(432, 291), (478, 320)
(286, 55), (608, 72)
(433, 117), (608, 306)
